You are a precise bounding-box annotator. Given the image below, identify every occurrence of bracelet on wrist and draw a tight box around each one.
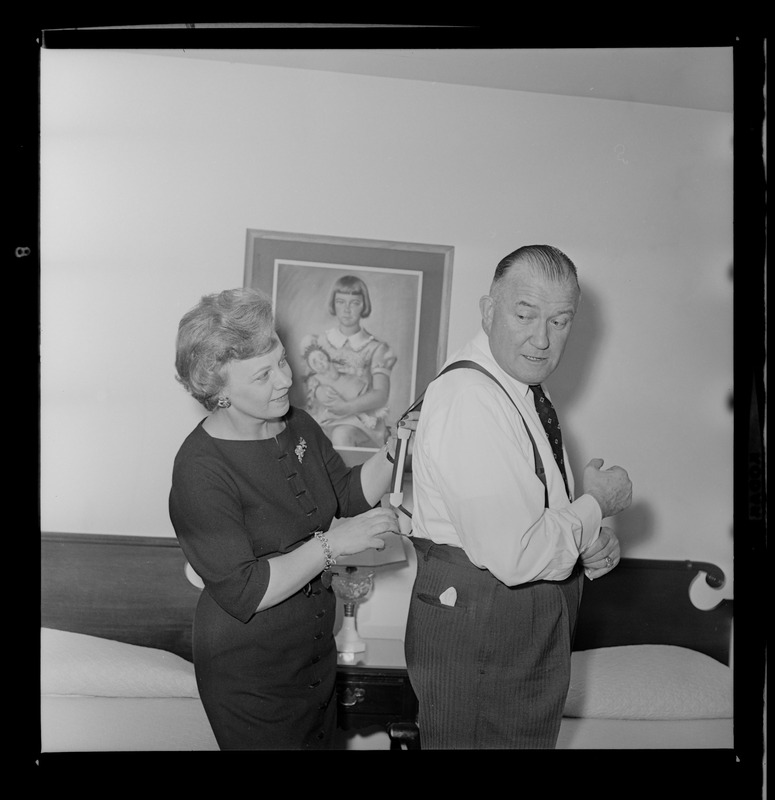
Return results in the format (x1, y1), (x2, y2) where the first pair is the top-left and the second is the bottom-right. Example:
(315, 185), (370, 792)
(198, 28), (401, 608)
(314, 531), (336, 571)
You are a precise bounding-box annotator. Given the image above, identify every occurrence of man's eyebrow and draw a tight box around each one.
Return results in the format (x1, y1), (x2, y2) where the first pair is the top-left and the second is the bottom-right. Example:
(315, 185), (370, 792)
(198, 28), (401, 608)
(515, 299), (575, 316)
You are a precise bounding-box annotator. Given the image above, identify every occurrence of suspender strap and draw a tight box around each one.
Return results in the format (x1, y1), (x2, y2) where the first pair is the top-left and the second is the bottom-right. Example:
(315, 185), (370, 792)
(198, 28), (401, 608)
(440, 361), (548, 508)
(389, 360), (549, 516)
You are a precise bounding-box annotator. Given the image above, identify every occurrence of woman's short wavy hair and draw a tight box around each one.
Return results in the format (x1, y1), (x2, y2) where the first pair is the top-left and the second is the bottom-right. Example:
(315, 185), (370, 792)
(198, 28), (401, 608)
(175, 287), (277, 410)
(327, 274), (372, 318)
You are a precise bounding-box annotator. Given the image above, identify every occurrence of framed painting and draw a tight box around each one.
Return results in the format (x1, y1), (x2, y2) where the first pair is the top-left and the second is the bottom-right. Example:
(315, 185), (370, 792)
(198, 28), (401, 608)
(245, 229), (454, 465)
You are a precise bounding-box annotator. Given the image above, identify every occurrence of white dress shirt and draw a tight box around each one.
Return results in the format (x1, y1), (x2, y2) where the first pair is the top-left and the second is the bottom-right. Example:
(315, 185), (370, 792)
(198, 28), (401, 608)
(411, 329), (602, 585)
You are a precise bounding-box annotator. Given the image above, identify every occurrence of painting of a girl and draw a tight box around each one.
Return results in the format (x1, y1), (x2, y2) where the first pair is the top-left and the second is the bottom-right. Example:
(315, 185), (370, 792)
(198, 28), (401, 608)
(300, 275), (396, 448)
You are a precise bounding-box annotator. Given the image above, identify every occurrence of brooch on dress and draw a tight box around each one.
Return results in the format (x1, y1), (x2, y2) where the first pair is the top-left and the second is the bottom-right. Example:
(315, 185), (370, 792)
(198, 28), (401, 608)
(295, 437), (307, 463)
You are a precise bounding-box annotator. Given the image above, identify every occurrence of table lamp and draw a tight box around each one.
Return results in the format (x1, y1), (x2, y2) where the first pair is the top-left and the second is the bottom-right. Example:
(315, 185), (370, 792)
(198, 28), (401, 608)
(332, 530), (408, 656)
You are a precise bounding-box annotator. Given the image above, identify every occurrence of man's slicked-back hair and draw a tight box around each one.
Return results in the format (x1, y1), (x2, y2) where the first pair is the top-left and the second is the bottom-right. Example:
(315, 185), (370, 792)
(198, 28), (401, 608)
(492, 245), (579, 290)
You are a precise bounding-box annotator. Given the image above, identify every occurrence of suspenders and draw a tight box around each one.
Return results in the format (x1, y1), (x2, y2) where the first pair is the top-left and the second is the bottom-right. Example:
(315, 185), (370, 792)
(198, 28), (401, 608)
(388, 360), (549, 518)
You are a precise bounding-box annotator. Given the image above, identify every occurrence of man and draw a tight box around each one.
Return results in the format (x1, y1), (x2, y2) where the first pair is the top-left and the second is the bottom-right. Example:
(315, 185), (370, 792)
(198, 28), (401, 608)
(405, 245), (632, 749)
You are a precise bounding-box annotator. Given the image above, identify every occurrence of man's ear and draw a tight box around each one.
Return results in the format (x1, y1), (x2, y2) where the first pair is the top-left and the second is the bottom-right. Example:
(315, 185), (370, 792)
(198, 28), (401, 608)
(479, 295), (494, 334)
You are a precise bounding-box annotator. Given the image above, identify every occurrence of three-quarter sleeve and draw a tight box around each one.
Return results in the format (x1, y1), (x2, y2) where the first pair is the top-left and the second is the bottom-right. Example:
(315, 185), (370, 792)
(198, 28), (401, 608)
(170, 451), (271, 622)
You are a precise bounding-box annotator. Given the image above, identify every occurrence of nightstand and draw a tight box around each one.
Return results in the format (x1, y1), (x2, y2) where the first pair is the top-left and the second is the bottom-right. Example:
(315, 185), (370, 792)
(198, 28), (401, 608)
(335, 637), (420, 750)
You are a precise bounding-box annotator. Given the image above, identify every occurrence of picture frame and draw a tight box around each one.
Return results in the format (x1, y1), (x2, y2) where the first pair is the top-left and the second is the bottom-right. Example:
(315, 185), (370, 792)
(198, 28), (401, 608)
(245, 229), (454, 465)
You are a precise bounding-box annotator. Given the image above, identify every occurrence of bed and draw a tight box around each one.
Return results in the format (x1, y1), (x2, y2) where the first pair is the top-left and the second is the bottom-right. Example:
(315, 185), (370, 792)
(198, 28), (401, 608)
(39, 532), (733, 753)
(40, 533), (218, 753)
(559, 557), (733, 749)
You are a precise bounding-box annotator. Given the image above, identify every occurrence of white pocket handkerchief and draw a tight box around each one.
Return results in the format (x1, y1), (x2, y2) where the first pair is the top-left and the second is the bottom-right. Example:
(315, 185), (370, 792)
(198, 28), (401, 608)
(439, 587), (457, 607)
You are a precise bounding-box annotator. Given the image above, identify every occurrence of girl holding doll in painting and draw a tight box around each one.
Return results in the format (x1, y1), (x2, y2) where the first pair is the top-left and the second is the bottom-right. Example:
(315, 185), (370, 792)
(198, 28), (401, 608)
(301, 274), (396, 449)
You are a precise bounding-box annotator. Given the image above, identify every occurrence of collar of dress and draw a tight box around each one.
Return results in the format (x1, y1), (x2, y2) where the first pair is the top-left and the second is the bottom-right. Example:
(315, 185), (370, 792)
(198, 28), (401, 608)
(325, 326), (375, 351)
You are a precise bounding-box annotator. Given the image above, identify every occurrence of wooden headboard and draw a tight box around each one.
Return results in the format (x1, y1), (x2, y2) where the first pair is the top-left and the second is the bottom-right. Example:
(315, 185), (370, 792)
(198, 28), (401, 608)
(41, 532), (200, 661)
(40, 532), (733, 665)
(573, 557), (732, 664)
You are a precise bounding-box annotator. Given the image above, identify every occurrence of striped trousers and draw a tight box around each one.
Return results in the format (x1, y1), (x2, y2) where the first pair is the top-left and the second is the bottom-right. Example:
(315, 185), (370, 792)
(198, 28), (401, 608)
(405, 539), (583, 749)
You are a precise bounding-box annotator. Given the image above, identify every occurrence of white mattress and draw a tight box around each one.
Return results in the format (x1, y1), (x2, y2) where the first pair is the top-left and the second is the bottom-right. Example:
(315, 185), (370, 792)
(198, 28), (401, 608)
(40, 629), (734, 752)
(40, 696), (219, 752)
(557, 716), (733, 749)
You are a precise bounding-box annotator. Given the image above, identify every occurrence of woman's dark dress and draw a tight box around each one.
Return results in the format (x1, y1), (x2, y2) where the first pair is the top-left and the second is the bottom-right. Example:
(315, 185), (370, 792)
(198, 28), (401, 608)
(169, 406), (372, 750)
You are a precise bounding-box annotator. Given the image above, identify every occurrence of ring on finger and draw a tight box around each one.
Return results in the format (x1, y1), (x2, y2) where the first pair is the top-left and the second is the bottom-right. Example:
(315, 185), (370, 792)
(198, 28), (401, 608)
(604, 555), (614, 568)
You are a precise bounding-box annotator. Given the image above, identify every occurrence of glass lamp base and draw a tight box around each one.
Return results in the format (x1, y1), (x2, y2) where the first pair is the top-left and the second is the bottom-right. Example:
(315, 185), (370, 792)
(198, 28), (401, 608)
(332, 568), (373, 654)
(335, 613), (366, 654)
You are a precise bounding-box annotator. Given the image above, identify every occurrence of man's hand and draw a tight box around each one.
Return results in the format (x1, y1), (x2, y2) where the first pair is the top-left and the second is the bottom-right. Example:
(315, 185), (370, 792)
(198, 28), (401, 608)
(582, 458), (632, 518)
(581, 526), (620, 580)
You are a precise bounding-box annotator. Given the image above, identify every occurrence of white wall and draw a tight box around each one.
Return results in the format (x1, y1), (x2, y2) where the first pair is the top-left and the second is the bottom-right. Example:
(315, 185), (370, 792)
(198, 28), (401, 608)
(40, 49), (734, 642)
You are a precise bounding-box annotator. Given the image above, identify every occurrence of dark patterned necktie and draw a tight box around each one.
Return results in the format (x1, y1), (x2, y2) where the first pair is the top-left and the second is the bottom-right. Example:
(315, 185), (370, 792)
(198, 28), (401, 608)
(530, 384), (570, 498)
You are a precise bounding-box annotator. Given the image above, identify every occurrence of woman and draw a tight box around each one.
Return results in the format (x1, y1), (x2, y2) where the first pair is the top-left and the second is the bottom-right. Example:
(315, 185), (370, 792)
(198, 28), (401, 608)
(169, 287), (415, 750)
(300, 274), (396, 448)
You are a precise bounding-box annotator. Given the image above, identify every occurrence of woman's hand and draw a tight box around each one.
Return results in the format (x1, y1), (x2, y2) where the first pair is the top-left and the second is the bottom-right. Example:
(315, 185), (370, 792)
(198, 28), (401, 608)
(258, 508), (398, 612)
(327, 507), (401, 559)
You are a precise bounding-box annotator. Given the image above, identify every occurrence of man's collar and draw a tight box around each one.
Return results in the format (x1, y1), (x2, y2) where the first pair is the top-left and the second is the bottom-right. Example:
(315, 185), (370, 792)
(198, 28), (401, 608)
(470, 329), (532, 397)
